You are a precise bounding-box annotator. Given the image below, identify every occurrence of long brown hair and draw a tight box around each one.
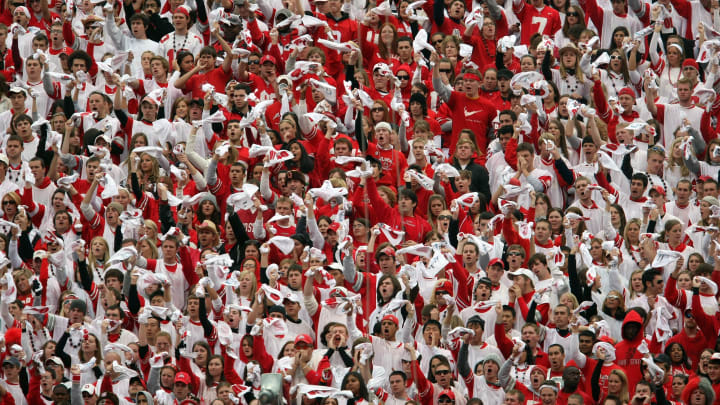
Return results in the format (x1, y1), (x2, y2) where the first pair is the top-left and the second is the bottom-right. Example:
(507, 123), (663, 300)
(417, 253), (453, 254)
(377, 23), (398, 59)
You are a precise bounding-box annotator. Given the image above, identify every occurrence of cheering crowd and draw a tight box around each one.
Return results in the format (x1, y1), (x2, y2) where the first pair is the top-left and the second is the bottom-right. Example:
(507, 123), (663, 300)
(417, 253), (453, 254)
(1, 0), (720, 402)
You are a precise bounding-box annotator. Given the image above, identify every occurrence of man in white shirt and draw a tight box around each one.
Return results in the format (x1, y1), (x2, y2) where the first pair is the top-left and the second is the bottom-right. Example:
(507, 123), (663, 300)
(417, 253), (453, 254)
(105, 13), (160, 77)
(383, 371), (413, 405)
(2, 357), (27, 405)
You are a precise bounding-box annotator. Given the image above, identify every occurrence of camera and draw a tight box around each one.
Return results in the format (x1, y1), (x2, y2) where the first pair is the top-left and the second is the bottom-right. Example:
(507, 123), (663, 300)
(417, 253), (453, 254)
(258, 373), (283, 405)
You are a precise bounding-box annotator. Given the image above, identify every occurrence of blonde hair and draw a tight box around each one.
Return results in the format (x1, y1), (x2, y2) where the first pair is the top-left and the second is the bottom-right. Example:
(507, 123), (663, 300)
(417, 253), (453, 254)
(137, 238), (158, 259)
(88, 237), (110, 277)
(236, 270), (258, 298)
(143, 220), (159, 245)
(669, 136), (691, 177)
(609, 369), (630, 403)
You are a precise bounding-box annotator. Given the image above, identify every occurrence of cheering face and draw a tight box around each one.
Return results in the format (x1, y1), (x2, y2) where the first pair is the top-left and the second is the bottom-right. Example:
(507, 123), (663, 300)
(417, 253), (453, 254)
(433, 365), (452, 387)
(475, 284), (491, 301)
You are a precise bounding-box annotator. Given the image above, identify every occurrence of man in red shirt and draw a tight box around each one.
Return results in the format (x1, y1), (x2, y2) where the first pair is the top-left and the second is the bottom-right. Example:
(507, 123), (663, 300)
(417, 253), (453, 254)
(512, 0), (561, 45)
(173, 44), (234, 99)
(431, 55), (497, 154)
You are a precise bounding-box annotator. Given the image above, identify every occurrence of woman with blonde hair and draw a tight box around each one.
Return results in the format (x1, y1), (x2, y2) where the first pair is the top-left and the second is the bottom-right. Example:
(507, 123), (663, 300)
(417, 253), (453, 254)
(559, 292), (579, 311)
(599, 290), (626, 341)
(142, 220), (159, 247)
(137, 238), (158, 259)
(542, 44), (591, 101)
(427, 194), (447, 230)
(440, 35), (461, 70)
(1, 192), (20, 224)
(607, 369), (630, 404)
(666, 135), (697, 190)
(627, 269), (645, 305)
(11, 268), (33, 306)
(81, 236), (111, 285)
(620, 218), (643, 280)
(648, 28), (685, 99)
(227, 270), (257, 307)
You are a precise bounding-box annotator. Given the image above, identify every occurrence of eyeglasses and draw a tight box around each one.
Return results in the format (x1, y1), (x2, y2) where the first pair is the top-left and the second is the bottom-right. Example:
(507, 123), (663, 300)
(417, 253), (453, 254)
(439, 68), (452, 73)
(610, 55), (621, 60)
(566, 11), (579, 16)
(439, 215), (452, 220)
(2, 200), (15, 205)
(247, 60), (260, 65)
(371, 107), (384, 112)
(435, 369), (451, 375)
(397, 75), (410, 80)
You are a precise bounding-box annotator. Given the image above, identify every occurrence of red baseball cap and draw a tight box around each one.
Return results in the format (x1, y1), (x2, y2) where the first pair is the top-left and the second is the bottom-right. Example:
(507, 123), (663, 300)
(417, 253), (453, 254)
(649, 185), (665, 196)
(260, 55), (277, 65)
(294, 334), (313, 346)
(381, 314), (399, 327)
(174, 372), (191, 385)
(488, 258), (505, 268)
(436, 280), (453, 294)
(173, 5), (190, 17)
(438, 390), (456, 401)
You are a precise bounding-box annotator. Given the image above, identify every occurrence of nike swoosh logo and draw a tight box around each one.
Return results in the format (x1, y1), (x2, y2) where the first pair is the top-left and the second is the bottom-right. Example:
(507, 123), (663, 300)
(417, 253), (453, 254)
(464, 108), (479, 117)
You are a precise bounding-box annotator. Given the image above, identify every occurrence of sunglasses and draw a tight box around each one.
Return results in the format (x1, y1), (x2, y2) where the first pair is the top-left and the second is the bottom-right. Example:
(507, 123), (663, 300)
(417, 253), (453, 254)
(439, 68), (452, 73)
(2, 201), (15, 205)
(435, 369), (451, 375)
(567, 11), (579, 16)
(439, 215), (452, 220)
(507, 252), (523, 257)
(685, 311), (693, 318)
(439, 400), (455, 404)
(610, 55), (621, 60)
(247, 60), (260, 65)
(11, 3), (23, 6)
(433, 40), (443, 44)
(371, 107), (384, 112)
(435, 290), (449, 295)
(397, 75), (410, 80)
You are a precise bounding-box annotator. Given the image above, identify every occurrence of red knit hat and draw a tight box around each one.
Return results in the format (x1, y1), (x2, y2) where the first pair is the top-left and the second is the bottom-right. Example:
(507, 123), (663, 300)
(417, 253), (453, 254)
(682, 58), (700, 72)
(617, 87), (636, 98)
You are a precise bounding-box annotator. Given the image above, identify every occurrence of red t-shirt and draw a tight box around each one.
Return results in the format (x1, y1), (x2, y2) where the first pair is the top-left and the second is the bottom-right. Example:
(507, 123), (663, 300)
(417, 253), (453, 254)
(512, 3), (562, 45)
(185, 66), (234, 99)
(446, 91), (498, 153)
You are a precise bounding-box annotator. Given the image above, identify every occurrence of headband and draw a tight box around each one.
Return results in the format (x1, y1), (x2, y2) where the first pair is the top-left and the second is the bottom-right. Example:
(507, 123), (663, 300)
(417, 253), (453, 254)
(463, 73), (482, 82)
(668, 43), (683, 53)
